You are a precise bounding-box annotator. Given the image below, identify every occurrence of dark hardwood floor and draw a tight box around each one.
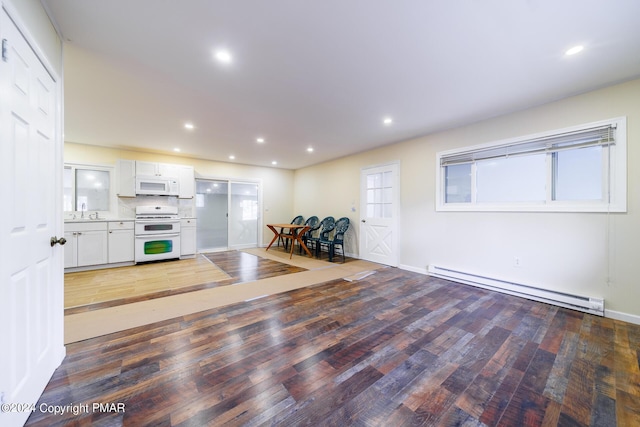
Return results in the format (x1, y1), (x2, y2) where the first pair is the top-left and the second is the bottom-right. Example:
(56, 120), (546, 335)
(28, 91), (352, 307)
(27, 255), (640, 426)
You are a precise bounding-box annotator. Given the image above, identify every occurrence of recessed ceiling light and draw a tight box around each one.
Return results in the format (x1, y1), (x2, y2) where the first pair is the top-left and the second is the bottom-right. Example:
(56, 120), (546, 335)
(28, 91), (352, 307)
(215, 50), (232, 63)
(271, 161), (277, 165)
(307, 147), (314, 153)
(257, 138), (265, 143)
(229, 155), (235, 160)
(383, 117), (393, 125)
(173, 148), (181, 152)
(565, 45), (584, 56)
(184, 122), (194, 130)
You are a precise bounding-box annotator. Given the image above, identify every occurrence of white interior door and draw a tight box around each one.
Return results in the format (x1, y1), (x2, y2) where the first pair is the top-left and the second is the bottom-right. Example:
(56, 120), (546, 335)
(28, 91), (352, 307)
(0, 7), (65, 427)
(359, 162), (399, 266)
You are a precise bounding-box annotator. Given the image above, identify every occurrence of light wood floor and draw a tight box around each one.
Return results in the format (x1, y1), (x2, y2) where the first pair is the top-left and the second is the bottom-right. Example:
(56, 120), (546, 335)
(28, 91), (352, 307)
(64, 255), (231, 308)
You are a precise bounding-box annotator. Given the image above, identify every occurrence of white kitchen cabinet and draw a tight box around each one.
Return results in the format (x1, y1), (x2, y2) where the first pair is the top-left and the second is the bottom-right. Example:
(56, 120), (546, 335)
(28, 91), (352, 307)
(159, 163), (180, 178)
(136, 161), (179, 178)
(116, 159), (136, 197)
(180, 218), (197, 257)
(121, 159), (194, 198)
(178, 165), (195, 198)
(63, 230), (77, 269)
(108, 221), (134, 263)
(135, 161), (158, 176)
(65, 222), (108, 268)
(77, 230), (109, 267)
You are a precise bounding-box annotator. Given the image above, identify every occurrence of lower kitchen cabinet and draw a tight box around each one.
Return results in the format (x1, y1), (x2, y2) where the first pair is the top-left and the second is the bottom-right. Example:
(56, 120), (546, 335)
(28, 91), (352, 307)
(181, 218), (197, 256)
(64, 222), (108, 268)
(108, 221), (134, 263)
(63, 230), (77, 269)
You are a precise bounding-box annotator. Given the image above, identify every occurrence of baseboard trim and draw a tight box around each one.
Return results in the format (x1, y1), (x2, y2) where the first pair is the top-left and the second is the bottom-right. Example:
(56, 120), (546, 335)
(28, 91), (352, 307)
(605, 309), (640, 326)
(399, 264), (427, 275)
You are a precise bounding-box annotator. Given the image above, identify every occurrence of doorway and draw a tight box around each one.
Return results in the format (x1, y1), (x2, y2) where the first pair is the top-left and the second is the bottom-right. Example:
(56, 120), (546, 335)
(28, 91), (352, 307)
(196, 179), (228, 252)
(359, 162), (400, 266)
(229, 181), (259, 249)
(195, 179), (260, 252)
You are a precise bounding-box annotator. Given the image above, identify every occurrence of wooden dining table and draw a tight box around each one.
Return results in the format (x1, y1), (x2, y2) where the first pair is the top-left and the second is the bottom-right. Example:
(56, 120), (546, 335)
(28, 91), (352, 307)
(266, 224), (312, 258)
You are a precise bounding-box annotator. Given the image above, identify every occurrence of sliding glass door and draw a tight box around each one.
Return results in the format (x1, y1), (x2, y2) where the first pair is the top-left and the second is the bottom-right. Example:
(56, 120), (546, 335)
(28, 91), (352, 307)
(228, 182), (259, 249)
(196, 179), (228, 252)
(195, 179), (259, 252)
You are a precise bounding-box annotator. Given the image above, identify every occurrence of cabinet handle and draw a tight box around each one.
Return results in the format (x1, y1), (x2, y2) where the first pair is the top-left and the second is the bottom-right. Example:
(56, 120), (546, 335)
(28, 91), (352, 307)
(109, 231), (113, 233)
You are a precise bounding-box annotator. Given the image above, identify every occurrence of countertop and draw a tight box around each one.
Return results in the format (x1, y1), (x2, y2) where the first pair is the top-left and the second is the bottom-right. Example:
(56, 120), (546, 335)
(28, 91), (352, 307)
(64, 218), (134, 223)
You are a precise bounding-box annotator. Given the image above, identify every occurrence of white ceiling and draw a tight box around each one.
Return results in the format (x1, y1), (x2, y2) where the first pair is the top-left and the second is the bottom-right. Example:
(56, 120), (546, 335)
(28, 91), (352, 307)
(43, 0), (640, 170)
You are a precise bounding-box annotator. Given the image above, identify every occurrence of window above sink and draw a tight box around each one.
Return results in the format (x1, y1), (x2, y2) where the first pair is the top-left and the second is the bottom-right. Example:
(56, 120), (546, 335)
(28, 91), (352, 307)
(64, 163), (114, 216)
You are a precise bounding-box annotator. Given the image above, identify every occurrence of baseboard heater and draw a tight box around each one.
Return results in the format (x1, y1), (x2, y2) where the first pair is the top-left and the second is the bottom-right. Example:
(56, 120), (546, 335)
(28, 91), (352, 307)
(427, 265), (604, 317)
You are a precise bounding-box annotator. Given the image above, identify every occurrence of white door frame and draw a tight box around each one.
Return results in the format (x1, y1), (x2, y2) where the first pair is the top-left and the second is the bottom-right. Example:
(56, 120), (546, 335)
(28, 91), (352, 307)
(359, 161), (400, 267)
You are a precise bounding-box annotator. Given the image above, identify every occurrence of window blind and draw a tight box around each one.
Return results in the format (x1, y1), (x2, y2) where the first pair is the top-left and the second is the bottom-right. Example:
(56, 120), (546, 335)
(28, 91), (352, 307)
(440, 124), (616, 166)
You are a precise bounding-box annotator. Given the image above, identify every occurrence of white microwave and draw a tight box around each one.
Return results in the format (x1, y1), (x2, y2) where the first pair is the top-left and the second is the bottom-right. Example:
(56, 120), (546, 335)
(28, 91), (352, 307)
(135, 176), (179, 196)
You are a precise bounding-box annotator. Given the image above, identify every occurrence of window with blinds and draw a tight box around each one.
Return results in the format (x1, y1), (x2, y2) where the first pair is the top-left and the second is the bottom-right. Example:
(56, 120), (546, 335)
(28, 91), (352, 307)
(436, 117), (627, 212)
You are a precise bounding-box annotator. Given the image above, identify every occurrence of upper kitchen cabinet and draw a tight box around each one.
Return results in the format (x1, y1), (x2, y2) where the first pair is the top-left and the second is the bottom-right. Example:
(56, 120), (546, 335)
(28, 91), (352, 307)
(116, 159), (194, 198)
(116, 159), (136, 197)
(178, 165), (195, 198)
(136, 161), (180, 178)
(135, 161), (193, 198)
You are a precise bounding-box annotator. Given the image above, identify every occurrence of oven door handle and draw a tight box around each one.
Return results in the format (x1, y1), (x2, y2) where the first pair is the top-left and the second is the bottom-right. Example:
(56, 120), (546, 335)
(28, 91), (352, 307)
(135, 233), (181, 239)
(135, 219), (180, 223)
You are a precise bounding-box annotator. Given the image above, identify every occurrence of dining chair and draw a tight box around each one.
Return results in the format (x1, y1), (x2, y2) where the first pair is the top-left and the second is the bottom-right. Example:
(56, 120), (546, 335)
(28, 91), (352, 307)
(318, 217), (350, 262)
(298, 216), (319, 254)
(278, 215), (304, 250)
(309, 216), (335, 257)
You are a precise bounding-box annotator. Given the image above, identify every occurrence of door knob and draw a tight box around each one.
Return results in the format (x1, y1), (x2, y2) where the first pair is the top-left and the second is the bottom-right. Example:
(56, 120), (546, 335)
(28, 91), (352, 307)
(361, 219), (366, 223)
(50, 236), (67, 247)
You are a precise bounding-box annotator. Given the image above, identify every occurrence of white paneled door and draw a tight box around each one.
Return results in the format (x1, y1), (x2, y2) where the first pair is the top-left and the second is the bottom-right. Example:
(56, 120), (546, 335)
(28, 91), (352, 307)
(0, 6), (65, 427)
(359, 162), (399, 266)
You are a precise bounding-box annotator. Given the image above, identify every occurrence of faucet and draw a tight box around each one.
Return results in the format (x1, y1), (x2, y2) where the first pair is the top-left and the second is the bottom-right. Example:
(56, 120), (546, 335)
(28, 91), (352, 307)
(81, 202), (86, 219)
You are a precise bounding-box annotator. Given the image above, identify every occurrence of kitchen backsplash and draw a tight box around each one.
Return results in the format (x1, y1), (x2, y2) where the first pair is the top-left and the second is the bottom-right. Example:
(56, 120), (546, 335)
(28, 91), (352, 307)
(118, 196), (195, 218)
(65, 196), (195, 221)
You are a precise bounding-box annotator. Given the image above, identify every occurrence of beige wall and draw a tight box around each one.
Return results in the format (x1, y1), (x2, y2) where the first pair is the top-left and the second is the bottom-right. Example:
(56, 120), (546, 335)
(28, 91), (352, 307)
(64, 75), (640, 320)
(64, 143), (295, 246)
(294, 78), (640, 320)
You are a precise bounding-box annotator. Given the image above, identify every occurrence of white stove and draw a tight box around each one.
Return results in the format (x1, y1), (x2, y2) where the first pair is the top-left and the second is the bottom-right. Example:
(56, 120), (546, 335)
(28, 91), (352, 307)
(135, 206), (181, 263)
